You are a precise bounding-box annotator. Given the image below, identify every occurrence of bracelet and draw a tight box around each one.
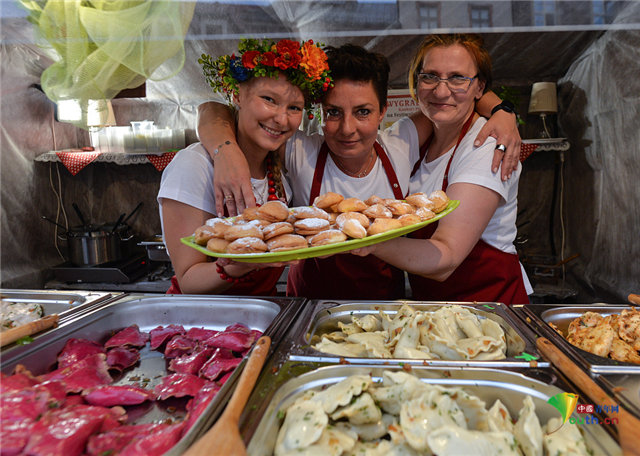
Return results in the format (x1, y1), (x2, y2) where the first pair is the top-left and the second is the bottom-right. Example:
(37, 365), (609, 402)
(490, 100), (517, 117)
(216, 263), (253, 284)
(213, 140), (233, 157)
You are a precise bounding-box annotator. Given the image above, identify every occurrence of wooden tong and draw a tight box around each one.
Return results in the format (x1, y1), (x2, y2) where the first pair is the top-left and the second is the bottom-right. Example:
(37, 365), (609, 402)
(0, 314), (59, 347)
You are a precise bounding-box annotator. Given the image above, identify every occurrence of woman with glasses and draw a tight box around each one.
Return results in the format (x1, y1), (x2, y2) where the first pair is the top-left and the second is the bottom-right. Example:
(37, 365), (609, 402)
(353, 34), (531, 304)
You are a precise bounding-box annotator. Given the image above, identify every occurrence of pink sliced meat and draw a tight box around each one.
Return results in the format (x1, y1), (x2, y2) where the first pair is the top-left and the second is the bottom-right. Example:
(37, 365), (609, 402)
(225, 323), (252, 334)
(217, 370), (234, 386)
(118, 422), (185, 456)
(57, 338), (106, 369)
(164, 334), (196, 359)
(39, 353), (112, 394)
(86, 423), (169, 456)
(104, 324), (149, 349)
(183, 382), (220, 435)
(83, 385), (155, 407)
(0, 418), (33, 456)
(185, 327), (218, 342)
(23, 405), (126, 456)
(37, 380), (68, 406)
(199, 348), (242, 381)
(168, 347), (214, 375)
(0, 372), (40, 394)
(0, 388), (55, 422)
(203, 330), (256, 352)
(154, 373), (207, 400)
(106, 347), (141, 372)
(149, 324), (185, 350)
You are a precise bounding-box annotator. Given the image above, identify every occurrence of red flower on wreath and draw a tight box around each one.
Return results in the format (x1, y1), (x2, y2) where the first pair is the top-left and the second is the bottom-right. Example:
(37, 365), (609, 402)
(300, 41), (329, 81)
(261, 51), (276, 67)
(242, 50), (262, 69)
(274, 39), (302, 70)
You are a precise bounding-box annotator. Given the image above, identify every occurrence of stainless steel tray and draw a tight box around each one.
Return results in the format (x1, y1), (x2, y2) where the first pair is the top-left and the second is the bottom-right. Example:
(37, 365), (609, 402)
(598, 374), (640, 419)
(513, 304), (640, 374)
(0, 294), (304, 455)
(243, 363), (620, 456)
(1, 288), (117, 351)
(283, 300), (548, 368)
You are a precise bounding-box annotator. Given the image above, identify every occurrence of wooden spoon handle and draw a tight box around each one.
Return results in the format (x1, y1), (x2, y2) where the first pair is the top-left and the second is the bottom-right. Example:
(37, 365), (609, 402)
(0, 314), (59, 347)
(628, 293), (640, 305)
(224, 335), (271, 423)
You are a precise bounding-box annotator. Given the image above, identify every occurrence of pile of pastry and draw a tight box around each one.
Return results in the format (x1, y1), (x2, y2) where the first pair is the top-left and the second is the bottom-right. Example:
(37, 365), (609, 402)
(192, 190), (450, 255)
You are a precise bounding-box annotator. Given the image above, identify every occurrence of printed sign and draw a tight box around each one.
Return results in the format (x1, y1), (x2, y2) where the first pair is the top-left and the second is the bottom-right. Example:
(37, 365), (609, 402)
(383, 89), (420, 130)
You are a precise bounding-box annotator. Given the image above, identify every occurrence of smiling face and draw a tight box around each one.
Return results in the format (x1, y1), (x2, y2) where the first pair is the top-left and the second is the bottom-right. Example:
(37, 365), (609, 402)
(235, 72), (305, 155)
(417, 44), (485, 130)
(321, 79), (387, 163)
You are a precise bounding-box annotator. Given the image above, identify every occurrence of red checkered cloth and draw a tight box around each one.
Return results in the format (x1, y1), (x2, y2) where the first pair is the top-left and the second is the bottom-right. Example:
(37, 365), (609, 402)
(146, 151), (177, 171)
(520, 143), (539, 162)
(56, 150), (102, 175)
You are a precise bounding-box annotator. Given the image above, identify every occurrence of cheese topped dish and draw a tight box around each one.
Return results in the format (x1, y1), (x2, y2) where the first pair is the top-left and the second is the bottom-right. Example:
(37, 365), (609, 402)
(274, 371), (591, 456)
(0, 300), (44, 332)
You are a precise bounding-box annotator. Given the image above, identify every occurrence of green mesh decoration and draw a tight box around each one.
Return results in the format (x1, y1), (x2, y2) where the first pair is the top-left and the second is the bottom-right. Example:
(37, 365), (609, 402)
(20, 1), (195, 129)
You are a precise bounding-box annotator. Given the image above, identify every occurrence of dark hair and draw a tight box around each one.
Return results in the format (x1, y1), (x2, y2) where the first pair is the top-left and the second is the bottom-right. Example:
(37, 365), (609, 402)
(323, 44), (390, 110)
(408, 34), (492, 100)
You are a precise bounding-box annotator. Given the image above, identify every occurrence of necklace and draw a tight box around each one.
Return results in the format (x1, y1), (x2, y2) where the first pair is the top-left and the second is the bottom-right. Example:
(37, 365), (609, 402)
(251, 158), (279, 206)
(333, 150), (376, 178)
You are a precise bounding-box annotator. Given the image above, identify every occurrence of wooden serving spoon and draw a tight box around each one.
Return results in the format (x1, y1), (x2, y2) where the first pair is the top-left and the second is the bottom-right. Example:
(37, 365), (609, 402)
(628, 293), (640, 305)
(183, 335), (271, 456)
(536, 337), (640, 456)
(0, 314), (59, 348)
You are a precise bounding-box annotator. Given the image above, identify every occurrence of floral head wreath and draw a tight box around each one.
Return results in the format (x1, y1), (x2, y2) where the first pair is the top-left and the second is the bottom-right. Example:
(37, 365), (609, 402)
(199, 38), (333, 118)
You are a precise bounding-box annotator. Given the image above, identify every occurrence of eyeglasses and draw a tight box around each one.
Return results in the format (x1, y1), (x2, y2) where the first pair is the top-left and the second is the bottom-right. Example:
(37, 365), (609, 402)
(417, 73), (478, 93)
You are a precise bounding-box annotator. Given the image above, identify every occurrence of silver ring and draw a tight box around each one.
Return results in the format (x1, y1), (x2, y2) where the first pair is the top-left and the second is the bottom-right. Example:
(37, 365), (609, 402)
(496, 144), (507, 152)
(224, 195), (234, 201)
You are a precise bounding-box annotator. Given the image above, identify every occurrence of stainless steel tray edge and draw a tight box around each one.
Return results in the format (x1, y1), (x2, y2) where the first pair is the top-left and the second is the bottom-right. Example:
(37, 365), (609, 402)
(285, 300), (549, 368)
(242, 362), (620, 456)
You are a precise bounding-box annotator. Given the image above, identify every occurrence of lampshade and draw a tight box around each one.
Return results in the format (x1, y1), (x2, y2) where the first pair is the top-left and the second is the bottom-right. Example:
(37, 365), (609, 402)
(528, 82), (558, 115)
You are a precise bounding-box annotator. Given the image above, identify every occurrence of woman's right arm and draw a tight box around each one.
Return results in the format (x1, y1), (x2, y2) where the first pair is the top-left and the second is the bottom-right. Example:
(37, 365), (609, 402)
(197, 101), (253, 216)
(161, 198), (256, 293)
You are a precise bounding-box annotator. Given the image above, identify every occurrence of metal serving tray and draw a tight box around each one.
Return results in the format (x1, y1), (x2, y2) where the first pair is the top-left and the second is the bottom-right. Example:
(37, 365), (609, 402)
(283, 300), (548, 368)
(598, 373), (640, 419)
(0, 288), (117, 352)
(513, 304), (640, 375)
(0, 294), (305, 456)
(243, 363), (620, 456)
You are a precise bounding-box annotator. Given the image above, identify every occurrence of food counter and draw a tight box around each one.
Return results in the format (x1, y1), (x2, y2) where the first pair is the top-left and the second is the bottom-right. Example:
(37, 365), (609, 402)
(1, 294), (635, 455)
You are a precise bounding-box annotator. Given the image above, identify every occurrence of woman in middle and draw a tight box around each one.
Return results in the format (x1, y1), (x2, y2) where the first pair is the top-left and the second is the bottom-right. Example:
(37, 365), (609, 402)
(197, 44), (521, 300)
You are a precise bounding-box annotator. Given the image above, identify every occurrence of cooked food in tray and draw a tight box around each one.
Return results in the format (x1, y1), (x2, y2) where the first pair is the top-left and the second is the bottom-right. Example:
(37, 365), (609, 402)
(1, 322), (261, 455)
(313, 304), (507, 360)
(1, 299), (44, 332)
(274, 371), (590, 456)
(188, 190), (452, 255)
(551, 308), (640, 364)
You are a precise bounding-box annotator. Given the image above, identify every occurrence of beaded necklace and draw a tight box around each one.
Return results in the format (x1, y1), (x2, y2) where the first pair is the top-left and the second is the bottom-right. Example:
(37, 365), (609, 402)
(252, 156), (280, 206)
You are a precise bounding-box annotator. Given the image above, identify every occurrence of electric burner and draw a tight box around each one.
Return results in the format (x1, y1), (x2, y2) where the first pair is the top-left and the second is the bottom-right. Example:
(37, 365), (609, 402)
(51, 254), (151, 284)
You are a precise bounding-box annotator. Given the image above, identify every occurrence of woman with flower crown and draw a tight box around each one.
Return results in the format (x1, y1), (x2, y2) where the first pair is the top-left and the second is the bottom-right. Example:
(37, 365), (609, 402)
(157, 38), (331, 294)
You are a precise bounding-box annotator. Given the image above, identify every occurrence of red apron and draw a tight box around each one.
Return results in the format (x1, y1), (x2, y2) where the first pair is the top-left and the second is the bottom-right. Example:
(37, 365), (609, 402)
(408, 115), (529, 305)
(167, 203), (284, 296)
(286, 142), (406, 300)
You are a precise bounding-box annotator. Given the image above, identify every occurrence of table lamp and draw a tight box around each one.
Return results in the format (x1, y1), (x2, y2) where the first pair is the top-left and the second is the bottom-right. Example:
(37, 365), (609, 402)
(528, 82), (557, 139)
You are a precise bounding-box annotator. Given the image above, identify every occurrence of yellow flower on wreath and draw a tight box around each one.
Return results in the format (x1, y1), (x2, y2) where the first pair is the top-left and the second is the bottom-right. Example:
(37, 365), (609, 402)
(300, 40), (329, 81)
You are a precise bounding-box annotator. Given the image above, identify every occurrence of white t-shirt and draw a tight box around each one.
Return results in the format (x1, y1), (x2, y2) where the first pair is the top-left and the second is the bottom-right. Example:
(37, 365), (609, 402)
(285, 117), (420, 206)
(157, 142), (292, 238)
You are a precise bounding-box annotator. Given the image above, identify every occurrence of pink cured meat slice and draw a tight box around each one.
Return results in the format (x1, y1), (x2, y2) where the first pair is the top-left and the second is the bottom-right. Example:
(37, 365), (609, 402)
(154, 373), (207, 400)
(199, 348), (241, 381)
(106, 347), (141, 371)
(168, 347), (214, 375)
(185, 327), (218, 342)
(104, 324), (149, 349)
(0, 372), (40, 394)
(83, 385), (155, 407)
(149, 324), (185, 350)
(217, 370), (234, 386)
(183, 382), (220, 435)
(224, 323), (252, 333)
(203, 330), (256, 352)
(164, 335), (196, 359)
(57, 338), (106, 369)
(0, 418), (33, 456)
(86, 422), (169, 456)
(0, 388), (54, 422)
(118, 422), (186, 456)
(39, 353), (113, 394)
(23, 405), (126, 456)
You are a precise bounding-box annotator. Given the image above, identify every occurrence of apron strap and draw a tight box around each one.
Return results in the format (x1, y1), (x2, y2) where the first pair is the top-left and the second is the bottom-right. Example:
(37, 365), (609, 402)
(309, 142), (331, 205)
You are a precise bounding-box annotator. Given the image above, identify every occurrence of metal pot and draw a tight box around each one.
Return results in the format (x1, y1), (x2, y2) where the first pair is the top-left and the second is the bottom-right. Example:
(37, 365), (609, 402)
(62, 225), (131, 266)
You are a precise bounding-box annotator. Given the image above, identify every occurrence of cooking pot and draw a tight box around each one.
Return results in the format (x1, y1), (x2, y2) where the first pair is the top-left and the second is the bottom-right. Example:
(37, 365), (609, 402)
(61, 224), (134, 266)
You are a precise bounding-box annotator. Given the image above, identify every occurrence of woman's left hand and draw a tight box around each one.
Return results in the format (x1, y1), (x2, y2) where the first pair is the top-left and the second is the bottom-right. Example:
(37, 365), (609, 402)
(474, 110), (521, 181)
(350, 246), (377, 257)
